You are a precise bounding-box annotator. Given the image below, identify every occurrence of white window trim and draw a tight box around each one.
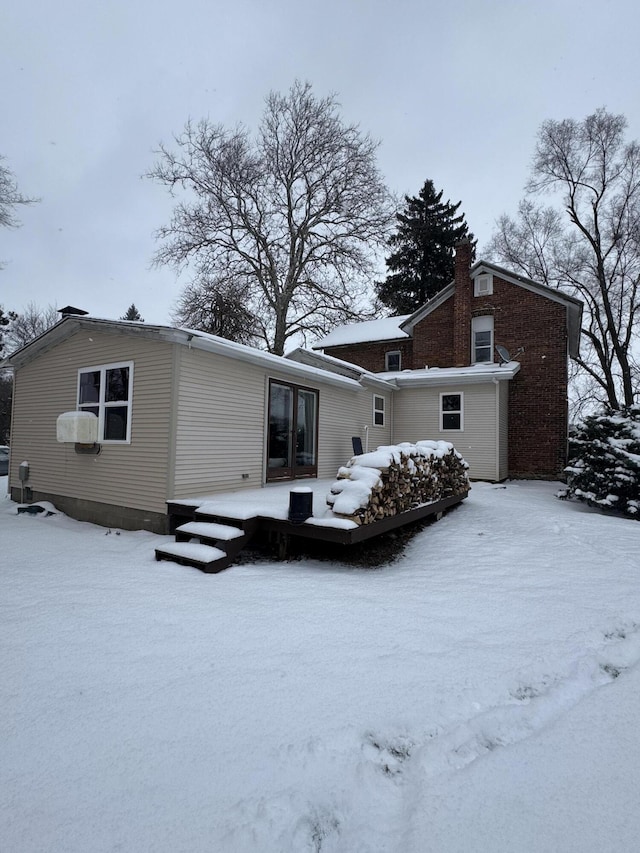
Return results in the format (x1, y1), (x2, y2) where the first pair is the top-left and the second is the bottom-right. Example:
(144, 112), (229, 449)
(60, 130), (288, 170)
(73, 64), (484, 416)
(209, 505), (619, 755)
(474, 273), (493, 296)
(373, 394), (385, 427)
(439, 391), (464, 432)
(471, 315), (494, 364)
(385, 350), (402, 371)
(77, 360), (134, 444)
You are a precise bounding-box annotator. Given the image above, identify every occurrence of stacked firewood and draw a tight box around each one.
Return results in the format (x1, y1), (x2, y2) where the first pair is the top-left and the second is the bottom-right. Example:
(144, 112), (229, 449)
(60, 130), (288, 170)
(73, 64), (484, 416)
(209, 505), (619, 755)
(326, 441), (469, 525)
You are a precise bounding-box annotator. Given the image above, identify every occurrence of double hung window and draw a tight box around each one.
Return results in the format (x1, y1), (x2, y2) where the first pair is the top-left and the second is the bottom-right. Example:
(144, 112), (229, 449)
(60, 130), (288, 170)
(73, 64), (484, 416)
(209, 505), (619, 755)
(440, 392), (463, 431)
(77, 361), (133, 442)
(373, 395), (385, 426)
(472, 316), (494, 363)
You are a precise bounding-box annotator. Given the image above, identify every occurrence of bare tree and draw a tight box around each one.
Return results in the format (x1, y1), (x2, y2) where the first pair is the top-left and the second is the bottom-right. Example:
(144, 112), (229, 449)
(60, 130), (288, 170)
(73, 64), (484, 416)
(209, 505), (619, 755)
(0, 303), (58, 443)
(147, 81), (393, 354)
(0, 156), (37, 229)
(173, 275), (260, 346)
(1, 156), (38, 273)
(488, 109), (640, 411)
(6, 303), (59, 352)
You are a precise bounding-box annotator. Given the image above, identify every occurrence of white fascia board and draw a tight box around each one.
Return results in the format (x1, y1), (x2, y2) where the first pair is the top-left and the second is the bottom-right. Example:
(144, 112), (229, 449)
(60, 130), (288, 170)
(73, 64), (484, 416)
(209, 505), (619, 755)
(385, 362), (521, 388)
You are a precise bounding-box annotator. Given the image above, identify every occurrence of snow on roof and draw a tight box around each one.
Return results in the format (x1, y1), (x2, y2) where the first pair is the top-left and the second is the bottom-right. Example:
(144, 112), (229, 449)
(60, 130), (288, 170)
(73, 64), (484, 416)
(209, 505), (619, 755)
(286, 347), (395, 390)
(378, 361), (521, 387)
(1, 316), (364, 392)
(313, 315), (411, 349)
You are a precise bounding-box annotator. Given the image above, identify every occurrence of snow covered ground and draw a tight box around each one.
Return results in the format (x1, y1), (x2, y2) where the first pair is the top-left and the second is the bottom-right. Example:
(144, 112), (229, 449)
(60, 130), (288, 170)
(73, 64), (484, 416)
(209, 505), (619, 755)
(2, 476), (640, 852)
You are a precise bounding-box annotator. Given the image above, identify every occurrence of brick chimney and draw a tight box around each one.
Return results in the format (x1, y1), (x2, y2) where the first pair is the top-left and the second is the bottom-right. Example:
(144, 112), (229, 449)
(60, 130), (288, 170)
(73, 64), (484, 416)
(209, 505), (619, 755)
(452, 239), (473, 366)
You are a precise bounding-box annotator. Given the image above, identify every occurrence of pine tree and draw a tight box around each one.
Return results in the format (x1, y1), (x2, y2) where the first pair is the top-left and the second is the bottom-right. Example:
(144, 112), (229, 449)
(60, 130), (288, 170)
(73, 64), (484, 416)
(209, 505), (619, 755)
(376, 180), (474, 315)
(562, 406), (640, 518)
(120, 304), (144, 322)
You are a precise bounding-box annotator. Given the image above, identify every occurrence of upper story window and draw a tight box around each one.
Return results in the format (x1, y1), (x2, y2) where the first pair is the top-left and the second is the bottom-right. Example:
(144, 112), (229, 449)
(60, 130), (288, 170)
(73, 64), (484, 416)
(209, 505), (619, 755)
(78, 361), (133, 443)
(373, 394), (385, 426)
(440, 392), (463, 431)
(385, 350), (401, 371)
(472, 315), (494, 363)
(474, 273), (493, 297)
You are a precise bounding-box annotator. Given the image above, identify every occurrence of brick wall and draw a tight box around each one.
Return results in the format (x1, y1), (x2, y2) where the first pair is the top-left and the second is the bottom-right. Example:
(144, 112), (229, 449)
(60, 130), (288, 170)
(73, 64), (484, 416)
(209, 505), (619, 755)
(320, 254), (571, 478)
(411, 298), (455, 368)
(322, 338), (413, 373)
(488, 275), (569, 477)
(453, 240), (473, 366)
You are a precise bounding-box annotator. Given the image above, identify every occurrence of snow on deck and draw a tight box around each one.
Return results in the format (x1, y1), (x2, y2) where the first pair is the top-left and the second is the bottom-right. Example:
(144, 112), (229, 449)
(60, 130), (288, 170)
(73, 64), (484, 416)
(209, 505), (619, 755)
(170, 479), (359, 529)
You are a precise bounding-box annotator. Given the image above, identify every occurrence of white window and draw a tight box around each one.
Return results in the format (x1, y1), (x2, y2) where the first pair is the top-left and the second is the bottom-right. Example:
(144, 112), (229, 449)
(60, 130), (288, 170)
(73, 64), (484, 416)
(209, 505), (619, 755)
(77, 361), (133, 443)
(373, 395), (385, 427)
(440, 392), (463, 431)
(385, 350), (401, 371)
(474, 274), (493, 296)
(472, 315), (494, 363)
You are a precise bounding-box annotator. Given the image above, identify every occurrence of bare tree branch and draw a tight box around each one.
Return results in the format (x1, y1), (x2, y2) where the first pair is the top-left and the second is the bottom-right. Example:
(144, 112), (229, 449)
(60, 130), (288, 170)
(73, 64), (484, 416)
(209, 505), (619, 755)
(147, 81), (394, 354)
(488, 108), (640, 411)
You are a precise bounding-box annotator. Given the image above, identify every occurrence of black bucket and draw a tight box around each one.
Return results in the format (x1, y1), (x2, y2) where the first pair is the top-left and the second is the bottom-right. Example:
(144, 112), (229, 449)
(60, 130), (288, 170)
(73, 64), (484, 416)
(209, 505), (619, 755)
(288, 487), (313, 524)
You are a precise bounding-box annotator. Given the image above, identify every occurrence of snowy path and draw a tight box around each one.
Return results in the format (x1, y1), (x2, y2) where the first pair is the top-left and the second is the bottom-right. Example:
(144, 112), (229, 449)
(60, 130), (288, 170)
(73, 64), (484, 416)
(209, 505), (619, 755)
(2, 478), (640, 852)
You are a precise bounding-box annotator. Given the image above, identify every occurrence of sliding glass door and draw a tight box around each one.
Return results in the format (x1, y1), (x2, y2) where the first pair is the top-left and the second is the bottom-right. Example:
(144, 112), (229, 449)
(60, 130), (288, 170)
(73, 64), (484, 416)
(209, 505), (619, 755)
(267, 381), (318, 480)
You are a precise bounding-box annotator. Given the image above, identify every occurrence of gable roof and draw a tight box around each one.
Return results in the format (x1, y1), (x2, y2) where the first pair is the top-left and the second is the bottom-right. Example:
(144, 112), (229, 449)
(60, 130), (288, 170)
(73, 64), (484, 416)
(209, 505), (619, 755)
(400, 260), (583, 357)
(0, 316), (364, 392)
(311, 260), (583, 358)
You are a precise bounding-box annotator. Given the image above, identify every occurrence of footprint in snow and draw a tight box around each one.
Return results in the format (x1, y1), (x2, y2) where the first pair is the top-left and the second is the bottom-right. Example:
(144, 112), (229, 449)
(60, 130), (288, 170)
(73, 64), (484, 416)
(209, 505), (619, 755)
(370, 622), (640, 782)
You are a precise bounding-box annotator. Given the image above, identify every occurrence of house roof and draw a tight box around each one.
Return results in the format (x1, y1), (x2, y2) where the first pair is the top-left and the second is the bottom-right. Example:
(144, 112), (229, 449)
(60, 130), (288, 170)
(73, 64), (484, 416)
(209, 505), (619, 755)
(312, 260), (583, 359)
(286, 347), (396, 391)
(379, 361), (521, 388)
(0, 316), (364, 392)
(290, 346), (520, 388)
(312, 315), (411, 349)
(400, 260), (583, 357)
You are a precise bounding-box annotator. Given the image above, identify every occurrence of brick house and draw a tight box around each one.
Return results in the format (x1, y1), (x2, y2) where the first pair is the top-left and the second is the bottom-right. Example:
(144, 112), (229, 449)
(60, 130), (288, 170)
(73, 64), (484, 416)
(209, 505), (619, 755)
(312, 241), (583, 479)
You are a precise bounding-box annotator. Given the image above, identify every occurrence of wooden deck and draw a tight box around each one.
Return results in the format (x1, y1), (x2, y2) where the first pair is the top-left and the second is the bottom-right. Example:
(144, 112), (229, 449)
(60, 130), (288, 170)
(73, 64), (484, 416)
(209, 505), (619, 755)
(157, 480), (469, 572)
(166, 487), (469, 545)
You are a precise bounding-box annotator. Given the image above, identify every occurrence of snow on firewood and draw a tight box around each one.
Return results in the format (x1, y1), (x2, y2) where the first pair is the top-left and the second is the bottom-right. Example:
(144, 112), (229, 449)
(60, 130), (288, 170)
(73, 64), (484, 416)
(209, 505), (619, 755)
(326, 441), (470, 523)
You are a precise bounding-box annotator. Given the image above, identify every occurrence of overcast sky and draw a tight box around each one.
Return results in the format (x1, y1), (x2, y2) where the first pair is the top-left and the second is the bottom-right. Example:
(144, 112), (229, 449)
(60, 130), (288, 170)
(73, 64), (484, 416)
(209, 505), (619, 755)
(2, 0), (639, 326)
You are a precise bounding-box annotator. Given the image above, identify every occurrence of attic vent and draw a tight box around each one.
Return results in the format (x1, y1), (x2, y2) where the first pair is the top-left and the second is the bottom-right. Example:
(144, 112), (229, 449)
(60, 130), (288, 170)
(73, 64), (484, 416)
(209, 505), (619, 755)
(474, 274), (493, 297)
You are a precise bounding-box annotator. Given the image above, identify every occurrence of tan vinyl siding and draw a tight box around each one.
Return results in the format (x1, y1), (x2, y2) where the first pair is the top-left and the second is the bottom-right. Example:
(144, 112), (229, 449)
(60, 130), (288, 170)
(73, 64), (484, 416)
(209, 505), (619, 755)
(173, 348), (393, 496)
(316, 387), (393, 476)
(498, 380), (509, 480)
(173, 348), (266, 497)
(9, 330), (173, 514)
(392, 383), (498, 480)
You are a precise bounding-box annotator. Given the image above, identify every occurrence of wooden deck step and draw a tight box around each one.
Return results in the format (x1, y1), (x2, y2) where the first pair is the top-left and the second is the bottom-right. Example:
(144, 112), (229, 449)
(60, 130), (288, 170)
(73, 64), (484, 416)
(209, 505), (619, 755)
(155, 541), (228, 573)
(175, 521), (244, 542)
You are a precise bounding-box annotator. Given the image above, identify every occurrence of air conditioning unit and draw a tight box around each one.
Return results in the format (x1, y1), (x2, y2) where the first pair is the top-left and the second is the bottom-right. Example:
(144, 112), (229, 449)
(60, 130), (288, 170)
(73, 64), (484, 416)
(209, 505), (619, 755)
(56, 411), (99, 444)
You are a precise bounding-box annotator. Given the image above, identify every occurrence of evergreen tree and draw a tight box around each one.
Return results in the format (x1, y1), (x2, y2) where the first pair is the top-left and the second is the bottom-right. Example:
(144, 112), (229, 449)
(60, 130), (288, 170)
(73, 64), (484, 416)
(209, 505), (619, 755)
(561, 406), (640, 518)
(120, 304), (144, 322)
(376, 180), (474, 315)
